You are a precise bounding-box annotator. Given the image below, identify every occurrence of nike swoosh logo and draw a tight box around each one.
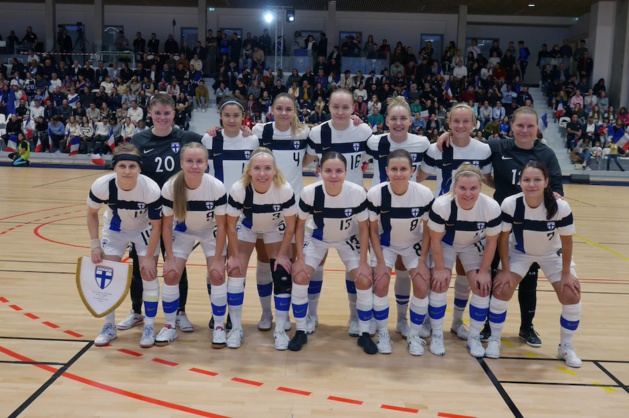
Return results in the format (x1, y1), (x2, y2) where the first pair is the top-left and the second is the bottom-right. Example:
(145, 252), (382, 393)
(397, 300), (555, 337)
(243, 206), (251, 209)
(502, 156), (513, 160)
(446, 223), (455, 226)
(213, 153), (222, 157)
(514, 221), (523, 224)
(379, 155), (389, 158)
(143, 148), (154, 153)
(322, 147), (330, 151)
(314, 210), (323, 213)
(442, 163), (451, 166)
(381, 210), (389, 214)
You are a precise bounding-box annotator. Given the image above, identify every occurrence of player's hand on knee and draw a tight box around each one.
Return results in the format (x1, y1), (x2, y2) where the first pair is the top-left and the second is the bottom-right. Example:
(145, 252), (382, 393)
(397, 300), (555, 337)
(493, 270), (512, 296)
(413, 262), (431, 287)
(473, 269), (492, 297)
(560, 272), (580, 298)
(274, 254), (292, 273)
(291, 259), (310, 284)
(431, 268), (450, 293)
(356, 262), (373, 285)
(140, 259), (157, 280)
(373, 263), (390, 286)
(209, 258), (226, 282)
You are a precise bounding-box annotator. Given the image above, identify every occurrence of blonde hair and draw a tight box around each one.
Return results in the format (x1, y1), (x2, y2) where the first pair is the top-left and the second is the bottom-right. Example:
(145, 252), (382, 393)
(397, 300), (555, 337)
(386, 96), (411, 116)
(330, 88), (354, 104)
(512, 106), (539, 123)
(171, 142), (209, 221)
(240, 147), (287, 188)
(113, 143), (141, 157)
(451, 162), (482, 197)
(448, 102), (477, 124)
(272, 93), (305, 136)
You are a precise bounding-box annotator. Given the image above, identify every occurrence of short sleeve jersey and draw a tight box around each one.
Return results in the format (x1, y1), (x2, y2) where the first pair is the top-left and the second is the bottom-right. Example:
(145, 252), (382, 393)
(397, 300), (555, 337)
(87, 173), (162, 232)
(161, 173), (227, 234)
(501, 193), (575, 256)
(428, 193), (502, 250)
(253, 121), (310, 197)
(367, 182), (434, 248)
(306, 121), (372, 187)
(298, 180), (368, 243)
(202, 131), (259, 194)
(422, 139), (492, 196)
(227, 180), (297, 233)
(366, 133), (430, 185)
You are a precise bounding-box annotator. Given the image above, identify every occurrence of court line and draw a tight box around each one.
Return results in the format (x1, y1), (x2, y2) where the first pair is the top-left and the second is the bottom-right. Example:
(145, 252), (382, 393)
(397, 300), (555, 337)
(0, 210), (84, 236)
(500, 380), (620, 389)
(0, 204), (82, 222)
(0, 336), (92, 343)
(593, 361), (629, 394)
(32, 172), (100, 188)
(575, 233), (629, 262)
(476, 358), (523, 418)
(500, 356), (629, 365)
(0, 360), (67, 366)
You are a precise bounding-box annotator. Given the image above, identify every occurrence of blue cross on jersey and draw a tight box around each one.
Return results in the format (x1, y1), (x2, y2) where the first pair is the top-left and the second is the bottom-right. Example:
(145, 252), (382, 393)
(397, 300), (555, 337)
(95, 265), (114, 290)
(171, 142), (180, 153)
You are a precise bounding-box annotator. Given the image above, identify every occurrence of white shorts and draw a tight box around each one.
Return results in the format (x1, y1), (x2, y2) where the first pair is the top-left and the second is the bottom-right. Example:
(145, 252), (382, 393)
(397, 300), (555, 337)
(370, 242), (423, 270)
(101, 226), (160, 258)
(434, 240), (485, 272)
(508, 250), (577, 283)
(237, 223), (284, 244)
(171, 228), (226, 260)
(303, 235), (362, 272)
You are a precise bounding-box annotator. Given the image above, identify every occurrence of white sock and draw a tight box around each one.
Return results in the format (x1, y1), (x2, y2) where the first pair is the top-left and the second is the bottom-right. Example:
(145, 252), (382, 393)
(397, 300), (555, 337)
(356, 288), (373, 334)
(142, 279), (159, 327)
(346, 271), (357, 317)
(161, 283), (180, 327)
(104, 312), (115, 326)
(453, 274), (470, 323)
(373, 295), (389, 331)
(227, 277), (245, 328)
(394, 269), (411, 321)
(256, 261), (273, 313)
(409, 296), (429, 335)
(274, 294), (290, 332)
(428, 291), (447, 335)
(210, 283), (227, 329)
(307, 266), (324, 317)
(291, 283), (308, 331)
(560, 302), (581, 345)
(468, 294), (490, 337)
(488, 297), (509, 339)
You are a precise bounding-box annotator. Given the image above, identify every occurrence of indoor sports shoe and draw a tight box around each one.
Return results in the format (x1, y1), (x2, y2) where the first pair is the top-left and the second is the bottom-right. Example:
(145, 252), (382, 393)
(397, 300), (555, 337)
(155, 324), (178, 347)
(305, 315), (318, 335)
(485, 336), (502, 359)
(288, 330), (307, 351)
(395, 318), (410, 339)
(450, 320), (469, 341)
(369, 317), (377, 336)
(376, 330), (392, 354)
(140, 325), (155, 348)
(226, 327), (244, 349)
(258, 311), (273, 331)
(274, 329), (290, 351)
(212, 327), (227, 349)
(466, 334), (486, 358)
(558, 343), (582, 368)
(176, 311), (194, 333)
(430, 332), (446, 356)
(94, 323), (117, 347)
(116, 311), (143, 330)
(357, 332), (378, 355)
(418, 320), (432, 338)
(407, 334), (426, 356)
(348, 316), (360, 337)
(519, 326), (542, 348)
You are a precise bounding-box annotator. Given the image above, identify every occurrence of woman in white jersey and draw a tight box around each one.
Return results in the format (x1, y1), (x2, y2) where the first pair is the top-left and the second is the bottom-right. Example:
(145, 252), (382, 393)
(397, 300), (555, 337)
(158, 143), (228, 347)
(419, 104), (492, 341)
(368, 149), (434, 355)
(366, 96), (431, 340)
(225, 147), (297, 350)
(289, 152), (374, 354)
(428, 163), (501, 357)
(87, 144), (162, 348)
(305, 89), (373, 337)
(489, 161), (581, 367)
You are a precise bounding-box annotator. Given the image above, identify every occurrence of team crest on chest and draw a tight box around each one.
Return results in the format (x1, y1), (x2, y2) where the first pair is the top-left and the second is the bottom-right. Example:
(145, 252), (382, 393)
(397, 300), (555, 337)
(547, 222), (555, 230)
(137, 203), (146, 209)
(411, 208), (420, 217)
(477, 222), (485, 230)
(244, 151), (251, 159)
(472, 161), (479, 167)
(345, 209), (353, 217)
(95, 265), (114, 290)
(206, 201), (214, 210)
(293, 141), (300, 149)
(353, 143), (360, 152)
(411, 153), (418, 162)
(273, 204), (281, 212)
(171, 142), (180, 153)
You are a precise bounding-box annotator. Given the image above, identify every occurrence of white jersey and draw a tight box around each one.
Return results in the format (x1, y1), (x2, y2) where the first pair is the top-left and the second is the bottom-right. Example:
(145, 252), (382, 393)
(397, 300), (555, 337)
(366, 133), (430, 185)
(299, 180), (368, 243)
(226, 180), (297, 233)
(422, 139), (492, 196)
(367, 182), (434, 248)
(501, 193), (575, 256)
(201, 131), (259, 194)
(253, 122), (310, 197)
(87, 173), (162, 232)
(306, 121), (372, 186)
(161, 174), (227, 234)
(428, 193), (502, 250)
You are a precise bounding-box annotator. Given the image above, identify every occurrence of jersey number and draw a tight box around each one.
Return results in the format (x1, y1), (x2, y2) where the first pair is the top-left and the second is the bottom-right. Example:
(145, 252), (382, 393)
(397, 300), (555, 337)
(293, 152), (300, 166)
(350, 154), (362, 170)
(340, 218), (352, 230)
(206, 211), (215, 221)
(511, 169), (521, 186)
(155, 156), (176, 173)
(410, 219), (419, 231)
(345, 236), (360, 251)
(413, 242), (422, 256)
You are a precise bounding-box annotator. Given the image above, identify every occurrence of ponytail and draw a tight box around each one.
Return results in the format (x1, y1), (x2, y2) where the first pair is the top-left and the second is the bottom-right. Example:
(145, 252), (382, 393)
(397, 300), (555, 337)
(543, 185), (558, 220)
(172, 171), (188, 221)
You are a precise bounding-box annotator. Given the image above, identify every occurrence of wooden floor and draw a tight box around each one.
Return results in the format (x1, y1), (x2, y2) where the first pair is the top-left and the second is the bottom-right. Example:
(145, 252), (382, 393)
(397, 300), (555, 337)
(1, 166), (628, 418)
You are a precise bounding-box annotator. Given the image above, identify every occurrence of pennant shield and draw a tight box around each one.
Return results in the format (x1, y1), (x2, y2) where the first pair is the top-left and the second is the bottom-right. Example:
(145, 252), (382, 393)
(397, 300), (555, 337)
(76, 257), (132, 318)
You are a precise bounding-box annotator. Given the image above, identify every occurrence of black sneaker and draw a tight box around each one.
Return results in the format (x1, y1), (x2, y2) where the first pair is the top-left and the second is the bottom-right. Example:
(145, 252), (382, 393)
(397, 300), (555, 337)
(208, 314), (233, 330)
(480, 321), (491, 342)
(288, 330), (308, 351)
(519, 326), (542, 347)
(357, 332), (378, 355)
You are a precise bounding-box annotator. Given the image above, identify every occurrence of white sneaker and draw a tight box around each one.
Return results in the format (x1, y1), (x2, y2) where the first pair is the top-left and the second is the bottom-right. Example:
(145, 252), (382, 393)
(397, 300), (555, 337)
(466, 335), (485, 358)
(395, 318), (410, 338)
(155, 324), (178, 346)
(369, 317), (377, 336)
(407, 333), (426, 356)
(116, 311), (143, 330)
(305, 315), (318, 335)
(212, 327), (227, 349)
(377, 330), (392, 354)
(558, 343), (582, 368)
(140, 325), (155, 348)
(226, 327), (244, 348)
(94, 323), (117, 346)
(176, 311), (194, 332)
(418, 320), (432, 338)
(274, 329), (290, 350)
(430, 332), (446, 356)
(450, 320), (469, 341)
(485, 336), (502, 359)
(258, 311), (273, 331)
(348, 316), (360, 337)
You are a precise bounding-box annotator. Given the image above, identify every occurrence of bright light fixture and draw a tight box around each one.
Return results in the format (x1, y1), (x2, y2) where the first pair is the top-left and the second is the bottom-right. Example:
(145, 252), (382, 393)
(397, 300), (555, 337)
(264, 11), (274, 23)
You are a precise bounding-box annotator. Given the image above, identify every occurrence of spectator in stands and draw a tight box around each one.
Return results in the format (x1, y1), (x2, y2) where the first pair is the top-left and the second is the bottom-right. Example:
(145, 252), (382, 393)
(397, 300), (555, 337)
(164, 34), (179, 54)
(147, 33), (159, 53)
(127, 101), (144, 124)
(48, 115), (65, 153)
(566, 114), (582, 150)
(368, 106), (384, 133)
(253, 46), (265, 71)
(195, 80), (209, 112)
(597, 91), (609, 113)
(606, 141), (626, 171)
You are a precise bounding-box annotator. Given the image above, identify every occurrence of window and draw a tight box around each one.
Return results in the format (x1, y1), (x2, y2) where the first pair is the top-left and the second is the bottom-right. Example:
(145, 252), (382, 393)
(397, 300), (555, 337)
(420, 34), (444, 60)
(465, 38), (497, 59)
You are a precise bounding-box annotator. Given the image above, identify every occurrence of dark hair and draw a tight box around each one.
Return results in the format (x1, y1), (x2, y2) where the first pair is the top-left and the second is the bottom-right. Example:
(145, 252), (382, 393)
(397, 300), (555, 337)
(523, 161), (558, 220)
(387, 149), (413, 167)
(320, 151), (347, 169)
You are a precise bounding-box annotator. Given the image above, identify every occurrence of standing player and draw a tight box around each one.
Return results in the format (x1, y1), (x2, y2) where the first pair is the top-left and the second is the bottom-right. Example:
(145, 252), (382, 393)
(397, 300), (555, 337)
(427, 163), (501, 356)
(368, 149), (434, 354)
(489, 161), (581, 368)
(289, 152), (373, 354)
(366, 96), (430, 340)
(158, 143), (228, 347)
(88, 144), (162, 348)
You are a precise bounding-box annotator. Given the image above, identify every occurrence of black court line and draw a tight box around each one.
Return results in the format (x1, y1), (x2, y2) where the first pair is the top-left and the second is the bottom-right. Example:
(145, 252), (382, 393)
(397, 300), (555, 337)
(477, 358), (524, 418)
(8, 341), (94, 418)
(0, 336), (92, 343)
(593, 361), (629, 394)
(500, 356), (629, 365)
(535, 289), (629, 296)
(0, 361), (67, 366)
(33, 173), (101, 188)
(500, 380), (622, 389)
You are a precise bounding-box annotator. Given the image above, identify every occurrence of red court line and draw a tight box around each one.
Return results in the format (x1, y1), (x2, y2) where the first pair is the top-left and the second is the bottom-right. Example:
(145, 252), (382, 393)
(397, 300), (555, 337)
(24, 313), (40, 319)
(42, 321), (60, 329)
(64, 330), (84, 338)
(9, 305), (22, 311)
(438, 413), (476, 418)
(152, 358), (178, 367)
(327, 396), (363, 405)
(0, 204), (81, 221)
(0, 345), (229, 418)
(119, 349), (143, 357)
(381, 404), (419, 414)
(0, 296), (8, 303)
(33, 216), (90, 249)
(231, 377), (263, 387)
(276, 386), (311, 396)
(190, 368), (218, 377)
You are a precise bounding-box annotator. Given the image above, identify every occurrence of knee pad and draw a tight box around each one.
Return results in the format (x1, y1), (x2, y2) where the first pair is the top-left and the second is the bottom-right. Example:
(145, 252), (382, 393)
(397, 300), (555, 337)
(270, 258), (292, 295)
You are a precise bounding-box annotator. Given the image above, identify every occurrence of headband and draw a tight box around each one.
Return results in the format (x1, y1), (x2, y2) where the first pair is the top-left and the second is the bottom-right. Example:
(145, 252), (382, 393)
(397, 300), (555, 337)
(220, 100), (244, 111)
(455, 170), (481, 180)
(112, 154), (143, 169)
(251, 151), (275, 160)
